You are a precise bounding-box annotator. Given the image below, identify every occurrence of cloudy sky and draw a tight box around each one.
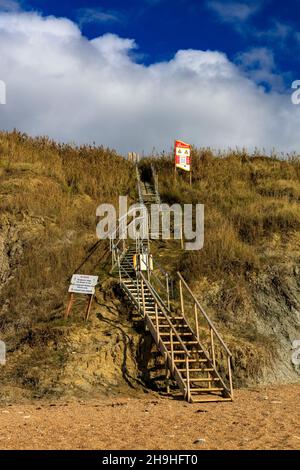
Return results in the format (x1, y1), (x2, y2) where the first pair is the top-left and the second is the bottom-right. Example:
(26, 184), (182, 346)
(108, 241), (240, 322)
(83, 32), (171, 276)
(0, 0), (299, 153)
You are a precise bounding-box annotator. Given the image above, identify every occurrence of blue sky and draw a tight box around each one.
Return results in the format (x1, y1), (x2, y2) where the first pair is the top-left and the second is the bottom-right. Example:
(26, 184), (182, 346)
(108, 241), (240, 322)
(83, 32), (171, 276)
(0, 0), (299, 152)
(21, 0), (300, 86)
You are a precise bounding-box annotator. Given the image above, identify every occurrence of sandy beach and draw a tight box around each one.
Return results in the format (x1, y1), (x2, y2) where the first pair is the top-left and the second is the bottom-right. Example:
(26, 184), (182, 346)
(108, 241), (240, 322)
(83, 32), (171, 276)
(0, 384), (299, 450)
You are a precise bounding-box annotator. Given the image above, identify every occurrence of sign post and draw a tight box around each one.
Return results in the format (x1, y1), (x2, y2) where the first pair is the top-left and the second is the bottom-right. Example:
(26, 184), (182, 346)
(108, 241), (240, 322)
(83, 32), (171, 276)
(65, 274), (98, 321)
(174, 140), (191, 185)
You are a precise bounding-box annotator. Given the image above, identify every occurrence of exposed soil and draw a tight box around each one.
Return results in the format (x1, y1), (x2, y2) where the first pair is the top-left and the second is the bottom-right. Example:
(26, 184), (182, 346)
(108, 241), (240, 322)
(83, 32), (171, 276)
(0, 384), (299, 450)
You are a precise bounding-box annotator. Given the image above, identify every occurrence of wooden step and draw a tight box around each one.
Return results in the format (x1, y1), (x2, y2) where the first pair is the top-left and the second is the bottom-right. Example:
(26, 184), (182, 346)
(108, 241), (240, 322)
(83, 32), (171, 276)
(149, 316), (185, 321)
(190, 387), (223, 392)
(160, 332), (193, 337)
(174, 358), (207, 363)
(183, 378), (220, 383)
(178, 368), (214, 372)
(172, 350), (203, 354)
(164, 341), (198, 345)
(135, 299), (155, 302)
(130, 298), (153, 304)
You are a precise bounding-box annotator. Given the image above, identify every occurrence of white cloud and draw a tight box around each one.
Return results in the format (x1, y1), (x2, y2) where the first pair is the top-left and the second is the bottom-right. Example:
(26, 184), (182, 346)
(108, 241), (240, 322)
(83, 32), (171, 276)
(77, 7), (122, 26)
(236, 47), (285, 91)
(253, 20), (294, 44)
(207, 1), (260, 23)
(0, 0), (20, 12)
(207, 1), (296, 47)
(0, 10), (299, 154)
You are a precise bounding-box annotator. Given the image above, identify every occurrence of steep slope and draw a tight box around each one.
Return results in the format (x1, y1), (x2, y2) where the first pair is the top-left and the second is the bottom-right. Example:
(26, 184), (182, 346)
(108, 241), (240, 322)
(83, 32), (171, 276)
(0, 131), (146, 401)
(0, 133), (299, 401)
(142, 151), (300, 386)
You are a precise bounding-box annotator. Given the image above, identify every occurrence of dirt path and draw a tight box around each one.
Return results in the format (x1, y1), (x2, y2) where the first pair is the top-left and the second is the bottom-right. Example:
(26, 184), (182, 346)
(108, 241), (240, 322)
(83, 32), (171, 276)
(0, 384), (299, 450)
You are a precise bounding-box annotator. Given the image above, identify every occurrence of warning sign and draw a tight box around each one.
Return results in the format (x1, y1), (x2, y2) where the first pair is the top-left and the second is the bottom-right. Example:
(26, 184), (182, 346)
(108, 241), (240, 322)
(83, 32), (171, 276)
(69, 284), (95, 295)
(175, 140), (191, 172)
(65, 273), (99, 321)
(71, 274), (98, 287)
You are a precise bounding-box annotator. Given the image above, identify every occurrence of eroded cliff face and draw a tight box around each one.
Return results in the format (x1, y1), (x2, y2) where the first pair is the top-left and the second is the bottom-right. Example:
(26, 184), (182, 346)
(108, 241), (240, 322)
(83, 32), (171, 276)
(0, 211), (299, 402)
(0, 238), (166, 402)
(0, 135), (299, 401)
(192, 232), (300, 387)
(0, 182), (165, 402)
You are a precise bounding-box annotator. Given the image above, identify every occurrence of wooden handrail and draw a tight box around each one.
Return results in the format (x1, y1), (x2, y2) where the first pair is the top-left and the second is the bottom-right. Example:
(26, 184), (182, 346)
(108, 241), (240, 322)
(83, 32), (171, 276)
(177, 272), (232, 357)
(118, 252), (189, 358)
(140, 272), (191, 358)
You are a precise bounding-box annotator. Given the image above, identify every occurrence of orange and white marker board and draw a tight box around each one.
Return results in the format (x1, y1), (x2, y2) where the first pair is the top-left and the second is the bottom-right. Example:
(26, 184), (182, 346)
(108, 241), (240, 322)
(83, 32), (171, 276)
(175, 140), (191, 172)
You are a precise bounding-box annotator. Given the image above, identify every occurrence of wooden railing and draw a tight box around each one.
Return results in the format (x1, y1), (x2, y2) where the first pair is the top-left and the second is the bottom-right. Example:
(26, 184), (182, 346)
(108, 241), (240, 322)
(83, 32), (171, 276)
(138, 271), (192, 401)
(177, 272), (233, 398)
(115, 241), (192, 400)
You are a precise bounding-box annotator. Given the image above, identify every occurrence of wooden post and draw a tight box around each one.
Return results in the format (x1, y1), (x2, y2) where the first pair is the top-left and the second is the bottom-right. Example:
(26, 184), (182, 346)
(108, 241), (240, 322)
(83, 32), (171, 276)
(228, 355), (234, 400)
(194, 302), (199, 342)
(141, 279), (146, 317)
(166, 274), (170, 310)
(65, 293), (74, 318)
(155, 303), (160, 342)
(179, 279), (185, 316)
(170, 328), (174, 374)
(210, 328), (216, 368)
(85, 294), (94, 322)
(185, 355), (190, 403)
(137, 275), (141, 313)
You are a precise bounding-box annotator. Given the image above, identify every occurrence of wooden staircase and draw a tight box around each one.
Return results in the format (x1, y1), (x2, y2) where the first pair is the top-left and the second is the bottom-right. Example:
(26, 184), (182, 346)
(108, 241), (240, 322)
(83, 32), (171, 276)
(110, 167), (233, 403)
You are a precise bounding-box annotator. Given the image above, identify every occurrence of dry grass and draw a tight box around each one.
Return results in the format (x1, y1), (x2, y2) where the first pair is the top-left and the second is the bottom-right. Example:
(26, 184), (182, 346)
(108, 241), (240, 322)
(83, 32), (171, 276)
(144, 148), (300, 281)
(1, 132), (299, 395)
(0, 131), (135, 331)
(142, 149), (300, 378)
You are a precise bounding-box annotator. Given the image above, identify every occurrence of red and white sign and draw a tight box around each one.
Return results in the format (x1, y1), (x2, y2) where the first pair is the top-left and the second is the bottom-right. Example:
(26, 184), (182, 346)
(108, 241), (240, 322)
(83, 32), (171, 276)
(175, 140), (191, 172)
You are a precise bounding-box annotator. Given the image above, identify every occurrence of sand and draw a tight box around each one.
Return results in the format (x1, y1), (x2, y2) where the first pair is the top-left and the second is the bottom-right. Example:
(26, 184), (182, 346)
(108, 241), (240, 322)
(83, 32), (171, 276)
(0, 384), (299, 450)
